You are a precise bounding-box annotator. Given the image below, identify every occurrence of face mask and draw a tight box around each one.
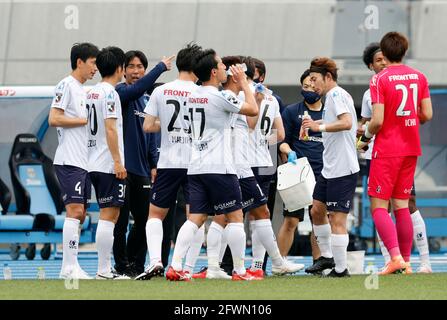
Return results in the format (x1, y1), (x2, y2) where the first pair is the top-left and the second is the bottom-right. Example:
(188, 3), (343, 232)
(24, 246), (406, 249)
(253, 78), (261, 84)
(301, 90), (321, 104)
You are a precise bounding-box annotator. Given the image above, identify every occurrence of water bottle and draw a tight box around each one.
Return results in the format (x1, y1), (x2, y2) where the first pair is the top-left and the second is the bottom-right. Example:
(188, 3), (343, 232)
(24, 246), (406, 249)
(254, 83), (273, 96)
(226, 63), (247, 76)
(3, 263), (12, 280)
(301, 111), (311, 141)
(37, 267), (46, 280)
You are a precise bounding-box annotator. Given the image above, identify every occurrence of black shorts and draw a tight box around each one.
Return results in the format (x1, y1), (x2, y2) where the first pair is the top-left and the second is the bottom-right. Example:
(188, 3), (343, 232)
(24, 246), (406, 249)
(283, 205), (313, 222)
(151, 169), (189, 209)
(252, 167), (274, 198)
(239, 177), (268, 212)
(89, 172), (126, 208)
(188, 174), (242, 215)
(54, 165), (91, 207)
(313, 173), (358, 213)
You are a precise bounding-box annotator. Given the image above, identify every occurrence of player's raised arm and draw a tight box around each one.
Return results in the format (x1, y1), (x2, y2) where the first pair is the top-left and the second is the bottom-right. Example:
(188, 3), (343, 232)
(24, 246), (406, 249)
(231, 65), (258, 117)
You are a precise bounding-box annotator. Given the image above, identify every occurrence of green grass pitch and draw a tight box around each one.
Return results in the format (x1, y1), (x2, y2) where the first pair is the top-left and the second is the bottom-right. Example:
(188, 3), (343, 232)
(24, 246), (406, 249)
(0, 273), (446, 300)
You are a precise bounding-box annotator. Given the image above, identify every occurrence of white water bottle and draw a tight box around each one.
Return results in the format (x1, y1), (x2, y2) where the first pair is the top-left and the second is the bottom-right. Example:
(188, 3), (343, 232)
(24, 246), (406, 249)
(3, 263), (12, 280)
(37, 267), (46, 280)
(302, 111), (311, 141)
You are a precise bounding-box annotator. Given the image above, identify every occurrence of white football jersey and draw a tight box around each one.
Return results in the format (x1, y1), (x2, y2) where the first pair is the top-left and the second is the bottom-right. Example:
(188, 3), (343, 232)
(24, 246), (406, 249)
(360, 89), (375, 160)
(51, 75), (89, 170)
(227, 90), (254, 179)
(187, 86), (243, 175)
(144, 79), (198, 169)
(87, 82), (124, 174)
(249, 93), (281, 167)
(321, 86), (360, 179)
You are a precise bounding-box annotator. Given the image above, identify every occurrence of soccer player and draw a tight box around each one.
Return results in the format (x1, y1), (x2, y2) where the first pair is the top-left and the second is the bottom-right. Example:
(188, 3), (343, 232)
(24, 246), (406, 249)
(195, 56), (304, 280)
(232, 57), (286, 275)
(135, 43), (203, 280)
(86, 46), (129, 279)
(114, 51), (173, 277)
(166, 49), (258, 281)
(302, 57), (359, 277)
(358, 32), (433, 275)
(49, 43), (99, 280)
(360, 42), (432, 273)
(278, 69), (323, 264)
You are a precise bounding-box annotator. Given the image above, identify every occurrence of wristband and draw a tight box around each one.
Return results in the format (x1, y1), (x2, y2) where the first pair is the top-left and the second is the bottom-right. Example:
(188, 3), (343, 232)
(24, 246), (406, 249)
(318, 124), (326, 132)
(364, 125), (373, 139)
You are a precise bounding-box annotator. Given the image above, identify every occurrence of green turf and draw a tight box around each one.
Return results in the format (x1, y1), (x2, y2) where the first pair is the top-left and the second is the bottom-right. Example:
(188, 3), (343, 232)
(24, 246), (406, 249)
(1, 274), (446, 300)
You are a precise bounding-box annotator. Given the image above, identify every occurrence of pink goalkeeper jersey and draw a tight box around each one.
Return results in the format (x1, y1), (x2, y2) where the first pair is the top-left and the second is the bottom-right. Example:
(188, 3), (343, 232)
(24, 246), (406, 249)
(369, 64), (430, 158)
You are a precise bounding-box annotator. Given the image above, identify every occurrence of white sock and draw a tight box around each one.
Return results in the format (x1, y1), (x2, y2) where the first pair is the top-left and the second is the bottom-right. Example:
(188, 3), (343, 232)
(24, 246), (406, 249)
(226, 223), (246, 275)
(250, 221), (265, 270)
(62, 217), (80, 272)
(219, 226), (228, 264)
(377, 231), (391, 264)
(254, 219), (283, 267)
(313, 224), (333, 258)
(184, 225), (205, 273)
(171, 220), (198, 271)
(331, 234), (349, 273)
(96, 219), (115, 275)
(146, 218), (163, 266)
(411, 210), (430, 265)
(207, 222), (224, 272)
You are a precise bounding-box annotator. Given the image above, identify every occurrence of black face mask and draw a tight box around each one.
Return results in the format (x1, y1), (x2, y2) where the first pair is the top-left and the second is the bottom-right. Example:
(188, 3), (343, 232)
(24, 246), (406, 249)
(253, 78), (261, 84)
(301, 90), (321, 104)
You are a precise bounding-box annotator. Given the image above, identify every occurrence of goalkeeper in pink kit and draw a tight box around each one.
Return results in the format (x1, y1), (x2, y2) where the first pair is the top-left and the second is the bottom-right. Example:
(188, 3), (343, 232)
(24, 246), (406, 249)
(358, 32), (433, 275)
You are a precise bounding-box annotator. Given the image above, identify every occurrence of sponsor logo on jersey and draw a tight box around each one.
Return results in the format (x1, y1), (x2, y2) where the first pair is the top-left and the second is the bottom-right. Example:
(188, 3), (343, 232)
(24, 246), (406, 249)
(134, 110), (147, 118)
(88, 139), (96, 147)
(107, 101), (115, 113)
(241, 198), (254, 209)
(98, 196), (113, 204)
(54, 92), (63, 104)
(214, 200), (237, 211)
(327, 201), (338, 207)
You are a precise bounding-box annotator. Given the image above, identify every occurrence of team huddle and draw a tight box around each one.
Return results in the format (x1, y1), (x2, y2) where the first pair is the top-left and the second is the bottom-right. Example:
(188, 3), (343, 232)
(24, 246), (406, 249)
(49, 30), (433, 281)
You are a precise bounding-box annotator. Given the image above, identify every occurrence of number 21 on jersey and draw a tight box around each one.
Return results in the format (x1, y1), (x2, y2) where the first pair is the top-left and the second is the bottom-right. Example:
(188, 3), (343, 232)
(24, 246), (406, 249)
(395, 84), (418, 117)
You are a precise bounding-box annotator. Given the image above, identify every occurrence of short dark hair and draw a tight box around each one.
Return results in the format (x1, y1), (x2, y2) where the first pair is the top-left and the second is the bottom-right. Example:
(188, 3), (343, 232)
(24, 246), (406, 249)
(221, 56), (243, 71)
(147, 82), (165, 95)
(380, 31), (409, 63)
(309, 57), (338, 82)
(124, 50), (148, 70)
(192, 49), (217, 82)
(70, 42), (99, 70)
(252, 57), (266, 78)
(239, 56), (256, 80)
(362, 42), (381, 68)
(300, 69), (311, 85)
(176, 43), (202, 72)
(96, 46), (126, 78)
